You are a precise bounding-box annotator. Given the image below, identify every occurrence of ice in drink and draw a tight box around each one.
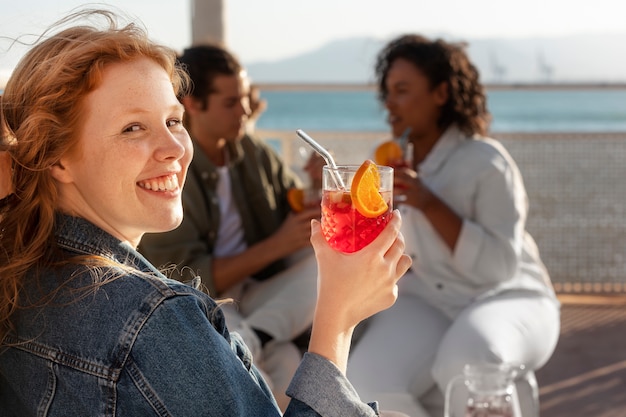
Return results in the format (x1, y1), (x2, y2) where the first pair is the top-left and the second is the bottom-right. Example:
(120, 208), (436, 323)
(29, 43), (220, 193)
(321, 190), (393, 253)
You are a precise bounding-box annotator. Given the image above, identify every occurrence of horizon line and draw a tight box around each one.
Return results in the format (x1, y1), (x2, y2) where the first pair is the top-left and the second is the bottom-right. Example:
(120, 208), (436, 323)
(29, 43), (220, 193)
(255, 82), (626, 91)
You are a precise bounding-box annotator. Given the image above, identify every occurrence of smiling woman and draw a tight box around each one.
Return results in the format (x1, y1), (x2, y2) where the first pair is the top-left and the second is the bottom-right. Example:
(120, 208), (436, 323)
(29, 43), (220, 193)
(0, 8), (412, 417)
(51, 57), (192, 248)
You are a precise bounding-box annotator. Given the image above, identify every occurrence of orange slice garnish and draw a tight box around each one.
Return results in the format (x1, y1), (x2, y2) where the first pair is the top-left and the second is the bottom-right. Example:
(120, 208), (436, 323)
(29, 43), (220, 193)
(374, 140), (403, 166)
(351, 160), (388, 218)
(287, 188), (305, 212)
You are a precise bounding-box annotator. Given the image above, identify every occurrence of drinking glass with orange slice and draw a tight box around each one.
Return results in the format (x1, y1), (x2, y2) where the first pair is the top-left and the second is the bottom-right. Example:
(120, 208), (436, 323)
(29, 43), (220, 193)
(374, 128), (413, 169)
(320, 160), (393, 253)
(374, 139), (413, 168)
(287, 187), (322, 213)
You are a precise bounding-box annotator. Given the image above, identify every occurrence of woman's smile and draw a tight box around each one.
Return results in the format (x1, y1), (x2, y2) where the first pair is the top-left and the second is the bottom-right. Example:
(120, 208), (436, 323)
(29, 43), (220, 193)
(137, 173), (181, 192)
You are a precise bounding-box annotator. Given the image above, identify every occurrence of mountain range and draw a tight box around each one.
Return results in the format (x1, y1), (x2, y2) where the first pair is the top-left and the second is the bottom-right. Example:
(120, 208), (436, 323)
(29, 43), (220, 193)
(245, 33), (626, 84)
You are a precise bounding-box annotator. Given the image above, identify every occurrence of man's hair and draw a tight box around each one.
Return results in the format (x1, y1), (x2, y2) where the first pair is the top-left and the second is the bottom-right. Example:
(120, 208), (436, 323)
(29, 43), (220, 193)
(177, 44), (243, 110)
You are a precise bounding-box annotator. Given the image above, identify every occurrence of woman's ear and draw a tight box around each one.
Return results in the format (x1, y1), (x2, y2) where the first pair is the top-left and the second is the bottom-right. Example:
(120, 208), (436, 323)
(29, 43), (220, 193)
(433, 82), (449, 106)
(50, 159), (74, 184)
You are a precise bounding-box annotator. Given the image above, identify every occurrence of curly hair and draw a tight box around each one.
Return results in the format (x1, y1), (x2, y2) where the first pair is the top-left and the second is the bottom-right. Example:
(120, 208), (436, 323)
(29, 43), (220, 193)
(0, 9), (189, 345)
(375, 34), (491, 137)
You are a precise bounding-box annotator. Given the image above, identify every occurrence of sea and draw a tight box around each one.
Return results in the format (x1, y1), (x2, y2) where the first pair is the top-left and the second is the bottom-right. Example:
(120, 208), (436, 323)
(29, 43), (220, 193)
(254, 88), (626, 133)
(254, 86), (626, 289)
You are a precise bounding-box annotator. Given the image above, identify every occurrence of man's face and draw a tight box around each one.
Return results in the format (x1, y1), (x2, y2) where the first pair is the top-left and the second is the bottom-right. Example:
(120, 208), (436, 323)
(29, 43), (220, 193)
(192, 73), (251, 143)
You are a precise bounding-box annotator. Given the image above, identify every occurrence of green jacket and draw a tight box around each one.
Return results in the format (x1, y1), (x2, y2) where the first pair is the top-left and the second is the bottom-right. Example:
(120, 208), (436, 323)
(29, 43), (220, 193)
(139, 134), (301, 295)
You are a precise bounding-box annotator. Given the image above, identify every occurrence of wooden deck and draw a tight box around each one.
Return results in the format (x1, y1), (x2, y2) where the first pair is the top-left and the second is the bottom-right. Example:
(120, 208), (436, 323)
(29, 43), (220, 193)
(536, 294), (626, 417)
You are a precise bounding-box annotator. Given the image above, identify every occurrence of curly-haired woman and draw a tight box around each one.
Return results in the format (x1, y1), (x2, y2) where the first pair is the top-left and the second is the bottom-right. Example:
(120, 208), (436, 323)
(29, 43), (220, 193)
(347, 34), (560, 417)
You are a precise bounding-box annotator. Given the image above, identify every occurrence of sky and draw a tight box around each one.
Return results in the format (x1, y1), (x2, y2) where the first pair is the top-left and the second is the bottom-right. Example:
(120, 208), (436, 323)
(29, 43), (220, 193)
(1, 0), (626, 83)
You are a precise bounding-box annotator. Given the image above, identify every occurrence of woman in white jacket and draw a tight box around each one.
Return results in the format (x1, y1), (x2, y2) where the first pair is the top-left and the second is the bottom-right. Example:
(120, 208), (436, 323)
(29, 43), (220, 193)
(347, 34), (560, 417)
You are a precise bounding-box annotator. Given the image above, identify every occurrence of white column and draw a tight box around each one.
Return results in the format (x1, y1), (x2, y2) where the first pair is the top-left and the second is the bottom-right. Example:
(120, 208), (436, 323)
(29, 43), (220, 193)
(191, 0), (227, 46)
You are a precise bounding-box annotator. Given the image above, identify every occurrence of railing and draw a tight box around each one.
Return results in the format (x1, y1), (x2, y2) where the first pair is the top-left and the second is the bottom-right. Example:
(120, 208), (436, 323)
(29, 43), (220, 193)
(259, 130), (626, 294)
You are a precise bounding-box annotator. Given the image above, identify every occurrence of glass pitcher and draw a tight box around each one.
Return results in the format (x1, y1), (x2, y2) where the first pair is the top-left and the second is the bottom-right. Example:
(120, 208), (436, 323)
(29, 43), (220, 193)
(444, 363), (524, 417)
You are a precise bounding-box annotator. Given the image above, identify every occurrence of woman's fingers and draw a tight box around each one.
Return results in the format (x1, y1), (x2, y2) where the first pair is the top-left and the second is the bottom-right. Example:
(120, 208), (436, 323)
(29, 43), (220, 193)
(384, 228), (412, 279)
(310, 219), (328, 254)
(365, 209), (402, 256)
(397, 253), (413, 278)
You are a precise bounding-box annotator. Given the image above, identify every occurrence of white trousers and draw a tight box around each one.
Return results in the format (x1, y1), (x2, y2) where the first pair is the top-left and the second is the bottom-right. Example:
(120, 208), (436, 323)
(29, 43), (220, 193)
(346, 286), (560, 417)
(222, 249), (318, 410)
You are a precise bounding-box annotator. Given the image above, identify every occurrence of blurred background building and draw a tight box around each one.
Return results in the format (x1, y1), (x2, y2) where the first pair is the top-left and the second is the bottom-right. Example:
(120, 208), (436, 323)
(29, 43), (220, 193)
(191, 0), (226, 46)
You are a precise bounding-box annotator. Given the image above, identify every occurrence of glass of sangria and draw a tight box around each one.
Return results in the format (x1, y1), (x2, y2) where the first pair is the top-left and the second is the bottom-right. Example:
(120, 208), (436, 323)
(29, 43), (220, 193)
(374, 135), (414, 203)
(321, 160), (393, 253)
(374, 139), (413, 169)
(287, 187), (322, 213)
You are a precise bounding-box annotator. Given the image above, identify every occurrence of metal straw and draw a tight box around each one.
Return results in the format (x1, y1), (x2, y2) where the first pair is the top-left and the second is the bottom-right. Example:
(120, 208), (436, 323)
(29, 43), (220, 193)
(397, 127), (412, 157)
(296, 129), (345, 189)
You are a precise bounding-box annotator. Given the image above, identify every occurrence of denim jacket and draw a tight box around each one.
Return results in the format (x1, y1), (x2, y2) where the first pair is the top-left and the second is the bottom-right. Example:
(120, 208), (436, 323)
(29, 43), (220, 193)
(0, 214), (378, 416)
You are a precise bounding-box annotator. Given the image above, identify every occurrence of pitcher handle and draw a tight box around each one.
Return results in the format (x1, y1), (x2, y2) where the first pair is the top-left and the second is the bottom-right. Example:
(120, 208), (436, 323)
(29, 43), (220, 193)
(443, 374), (466, 417)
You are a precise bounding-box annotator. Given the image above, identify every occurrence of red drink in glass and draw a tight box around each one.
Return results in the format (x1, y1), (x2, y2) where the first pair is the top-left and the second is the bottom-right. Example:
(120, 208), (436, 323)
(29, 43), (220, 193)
(320, 164), (393, 253)
(321, 190), (393, 253)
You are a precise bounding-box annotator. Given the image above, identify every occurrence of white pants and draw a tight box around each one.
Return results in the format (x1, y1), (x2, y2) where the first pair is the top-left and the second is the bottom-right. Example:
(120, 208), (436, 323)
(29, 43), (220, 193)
(222, 249), (318, 410)
(346, 288), (560, 417)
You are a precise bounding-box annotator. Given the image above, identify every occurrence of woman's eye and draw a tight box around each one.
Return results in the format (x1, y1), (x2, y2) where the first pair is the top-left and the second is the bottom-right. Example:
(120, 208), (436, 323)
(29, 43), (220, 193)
(166, 119), (182, 128)
(123, 124), (141, 133)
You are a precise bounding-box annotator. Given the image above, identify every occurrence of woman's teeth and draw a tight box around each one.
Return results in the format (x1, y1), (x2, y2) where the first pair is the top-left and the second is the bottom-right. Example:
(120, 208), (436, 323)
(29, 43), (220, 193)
(138, 174), (178, 191)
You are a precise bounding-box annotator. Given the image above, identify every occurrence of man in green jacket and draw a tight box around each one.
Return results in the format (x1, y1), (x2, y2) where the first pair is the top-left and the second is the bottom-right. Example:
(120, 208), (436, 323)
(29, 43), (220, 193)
(139, 44), (320, 411)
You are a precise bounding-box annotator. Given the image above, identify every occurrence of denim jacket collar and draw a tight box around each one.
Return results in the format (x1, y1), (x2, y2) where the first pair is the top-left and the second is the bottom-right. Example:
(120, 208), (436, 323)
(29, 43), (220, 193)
(54, 213), (154, 273)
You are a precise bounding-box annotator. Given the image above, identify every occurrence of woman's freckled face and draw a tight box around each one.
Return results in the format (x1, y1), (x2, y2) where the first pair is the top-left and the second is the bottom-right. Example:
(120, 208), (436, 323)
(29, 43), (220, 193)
(54, 58), (193, 246)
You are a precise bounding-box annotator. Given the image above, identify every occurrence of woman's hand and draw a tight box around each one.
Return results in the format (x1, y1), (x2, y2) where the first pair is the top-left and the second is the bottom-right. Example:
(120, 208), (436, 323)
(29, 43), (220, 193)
(393, 166), (432, 211)
(308, 211), (412, 371)
(394, 167), (463, 251)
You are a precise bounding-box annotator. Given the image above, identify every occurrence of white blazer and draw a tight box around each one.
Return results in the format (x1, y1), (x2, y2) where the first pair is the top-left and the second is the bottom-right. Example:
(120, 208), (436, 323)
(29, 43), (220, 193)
(398, 125), (556, 315)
